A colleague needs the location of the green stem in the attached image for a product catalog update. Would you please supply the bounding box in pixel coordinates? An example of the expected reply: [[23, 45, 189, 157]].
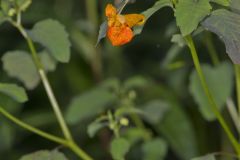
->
[[25, 33, 73, 142], [0, 107, 67, 145], [235, 64, 240, 117], [0, 107, 93, 160], [185, 35, 240, 154], [204, 32, 220, 66], [86, 0, 98, 34], [11, 23, 94, 160]]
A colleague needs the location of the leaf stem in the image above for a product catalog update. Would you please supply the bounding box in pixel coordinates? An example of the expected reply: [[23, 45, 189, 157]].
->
[[185, 35, 240, 155], [9, 22, 94, 160], [235, 64, 240, 118], [0, 106, 67, 145], [204, 32, 220, 66]]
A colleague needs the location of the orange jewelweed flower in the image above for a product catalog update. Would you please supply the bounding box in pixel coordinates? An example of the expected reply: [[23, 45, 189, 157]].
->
[[105, 4, 145, 46]]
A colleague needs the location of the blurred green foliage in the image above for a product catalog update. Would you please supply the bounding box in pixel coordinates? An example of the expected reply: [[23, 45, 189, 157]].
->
[[0, 0, 238, 160]]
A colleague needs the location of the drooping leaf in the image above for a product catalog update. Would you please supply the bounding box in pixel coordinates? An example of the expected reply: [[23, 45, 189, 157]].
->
[[142, 138, 168, 160], [175, 0, 212, 36], [110, 138, 130, 160], [65, 87, 117, 124], [0, 83, 28, 103], [29, 19, 71, 63], [202, 9, 240, 64], [19, 150, 68, 160], [95, 21, 108, 46], [189, 62, 234, 120], [191, 154, 216, 160], [210, 0, 229, 6], [2, 51, 40, 90], [134, 0, 172, 35]]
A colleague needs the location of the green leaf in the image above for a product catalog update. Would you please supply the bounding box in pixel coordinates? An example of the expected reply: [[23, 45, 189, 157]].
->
[[110, 138, 130, 160], [96, 21, 107, 46], [2, 51, 40, 90], [157, 102, 198, 159], [175, 0, 212, 36], [202, 9, 240, 64], [191, 154, 216, 160], [0, 83, 28, 103], [123, 76, 149, 89], [134, 0, 172, 35], [29, 19, 71, 63], [0, 11, 7, 25], [87, 121, 108, 138], [66, 87, 116, 124], [142, 138, 168, 160], [142, 100, 169, 124], [210, 0, 229, 6], [19, 150, 68, 160], [189, 62, 234, 120], [230, 0, 240, 14], [0, 122, 15, 151], [39, 50, 57, 72], [123, 128, 149, 146]]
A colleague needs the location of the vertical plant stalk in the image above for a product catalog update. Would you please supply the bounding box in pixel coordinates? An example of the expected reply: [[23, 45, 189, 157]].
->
[[235, 64, 240, 117], [10, 23, 93, 160], [86, 0, 103, 82], [24, 32, 73, 142], [204, 32, 220, 66], [185, 35, 240, 154]]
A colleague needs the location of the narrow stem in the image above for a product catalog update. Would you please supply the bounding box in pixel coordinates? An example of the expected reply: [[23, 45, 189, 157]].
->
[[226, 99, 240, 134], [68, 141, 94, 160], [204, 32, 220, 66], [86, 0, 98, 34], [235, 64, 240, 117], [185, 35, 240, 154], [25, 34, 73, 142], [0, 106, 67, 145]]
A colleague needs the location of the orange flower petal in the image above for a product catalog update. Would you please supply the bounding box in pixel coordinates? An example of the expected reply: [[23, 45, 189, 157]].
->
[[107, 26, 133, 46], [105, 4, 117, 18], [124, 14, 145, 28]]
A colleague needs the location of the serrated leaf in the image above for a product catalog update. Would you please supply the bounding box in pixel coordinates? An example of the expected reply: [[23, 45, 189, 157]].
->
[[189, 62, 233, 121], [19, 150, 68, 160], [175, 0, 212, 36], [142, 138, 168, 160], [0, 83, 28, 103], [29, 19, 71, 63], [191, 154, 216, 160], [2, 51, 40, 90], [65, 87, 116, 124], [210, 0, 229, 6], [202, 9, 240, 64], [134, 0, 172, 35], [110, 138, 130, 160]]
